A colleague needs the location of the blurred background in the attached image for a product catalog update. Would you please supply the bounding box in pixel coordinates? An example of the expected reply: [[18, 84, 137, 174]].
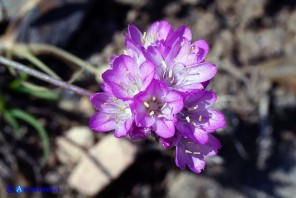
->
[[0, 0, 296, 197]]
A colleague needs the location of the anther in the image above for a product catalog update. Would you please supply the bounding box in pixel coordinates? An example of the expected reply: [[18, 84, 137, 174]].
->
[[199, 115, 202, 121], [190, 46, 195, 53], [152, 96, 156, 101], [169, 68, 173, 78], [188, 105, 198, 111], [142, 32, 146, 44], [185, 150, 192, 154], [144, 102, 150, 108], [120, 107, 126, 111], [192, 122, 197, 126], [158, 114, 165, 118], [104, 102, 110, 106], [125, 71, 130, 76], [181, 40, 185, 46], [161, 61, 167, 68], [123, 50, 128, 55], [114, 115, 119, 122], [186, 116, 191, 123], [113, 97, 117, 103], [150, 111, 155, 116]]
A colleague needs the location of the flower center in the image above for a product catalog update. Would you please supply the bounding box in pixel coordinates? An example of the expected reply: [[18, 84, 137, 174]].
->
[[143, 96, 167, 117]]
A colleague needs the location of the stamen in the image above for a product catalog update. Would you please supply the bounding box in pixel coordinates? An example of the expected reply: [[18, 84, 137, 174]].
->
[[144, 102, 150, 108], [142, 32, 146, 44], [185, 150, 192, 154], [190, 46, 195, 53], [199, 115, 202, 121], [181, 40, 185, 46], [161, 61, 167, 68], [120, 107, 126, 111], [188, 105, 198, 111], [114, 115, 119, 122], [161, 103, 167, 110], [125, 71, 130, 76], [123, 50, 128, 55], [186, 116, 191, 123], [152, 96, 156, 101], [158, 114, 165, 118], [150, 111, 155, 116], [113, 97, 117, 103], [104, 102, 110, 106], [193, 152, 200, 154], [106, 115, 111, 119], [169, 68, 173, 78], [192, 122, 197, 126]]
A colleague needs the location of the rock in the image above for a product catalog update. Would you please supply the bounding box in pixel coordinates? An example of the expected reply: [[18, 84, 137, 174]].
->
[[56, 126, 94, 165], [167, 172, 246, 198], [13, 0, 91, 47], [68, 134, 137, 196]]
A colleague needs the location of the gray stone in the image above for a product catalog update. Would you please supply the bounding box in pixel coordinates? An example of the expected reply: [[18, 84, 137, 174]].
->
[[56, 126, 94, 165], [68, 135, 137, 196]]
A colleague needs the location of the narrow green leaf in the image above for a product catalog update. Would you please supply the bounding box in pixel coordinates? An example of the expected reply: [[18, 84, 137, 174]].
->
[[3, 110, 21, 138], [10, 109, 50, 166]]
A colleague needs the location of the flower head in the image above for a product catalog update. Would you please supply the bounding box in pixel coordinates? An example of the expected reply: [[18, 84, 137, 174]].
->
[[89, 20, 225, 174]]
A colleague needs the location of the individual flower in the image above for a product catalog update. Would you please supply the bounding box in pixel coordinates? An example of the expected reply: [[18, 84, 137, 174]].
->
[[175, 134, 221, 174], [126, 20, 174, 48], [176, 90, 225, 144], [102, 55, 155, 100], [132, 80, 183, 138], [143, 37, 216, 92], [89, 93, 133, 137]]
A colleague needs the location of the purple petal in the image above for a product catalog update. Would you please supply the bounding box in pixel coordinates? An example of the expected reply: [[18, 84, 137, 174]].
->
[[139, 61, 155, 89], [129, 123, 151, 140], [159, 136, 176, 149], [185, 62, 217, 83], [143, 46, 165, 78], [153, 118, 175, 138], [128, 24, 142, 46], [184, 90, 217, 109], [114, 118, 133, 138], [89, 112, 116, 132], [162, 91, 184, 114], [90, 93, 111, 111], [186, 40, 209, 65], [175, 144, 187, 170], [188, 157, 206, 173], [146, 20, 173, 45], [190, 128, 209, 144]]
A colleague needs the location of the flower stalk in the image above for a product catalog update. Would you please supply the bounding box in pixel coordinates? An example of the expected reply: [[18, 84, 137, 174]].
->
[[0, 56, 93, 96]]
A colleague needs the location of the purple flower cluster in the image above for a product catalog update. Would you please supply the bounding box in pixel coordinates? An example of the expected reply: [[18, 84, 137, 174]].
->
[[89, 21, 226, 174]]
